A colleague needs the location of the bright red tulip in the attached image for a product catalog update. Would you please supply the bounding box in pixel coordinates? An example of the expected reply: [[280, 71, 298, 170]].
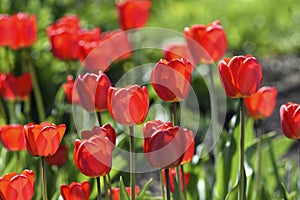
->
[[0, 124, 26, 151], [24, 122, 66, 157], [110, 186, 140, 200], [163, 168, 190, 192], [181, 129, 195, 165], [245, 86, 277, 119], [115, 0, 151, 30], [107, 85, 149, 126], [0, 14, 14, 46], [218, 55, 263, 98], [60, 181, 90, 200], [74, 135, 113, 177], [0, 73, 32, 101], [162, 43, 195, 65], [75, 71, 112, 112], [10, 13, 37, 49], [184, 20, 227, 63], [0, 169, 34, 200], [79, 28, 101, 43], [151, 58, 193, 102], [45, 145, 68, 167], [280, 102, 300, 139], [63, 75, 80, 104], [143, 120, 186, 169]]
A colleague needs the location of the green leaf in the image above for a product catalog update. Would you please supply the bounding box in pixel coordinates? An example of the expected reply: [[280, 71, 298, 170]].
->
[[119, 176, 130, 200], [137, 178, 153, 200], [225, 183, 238, 200], [281, 183, 291, 200]]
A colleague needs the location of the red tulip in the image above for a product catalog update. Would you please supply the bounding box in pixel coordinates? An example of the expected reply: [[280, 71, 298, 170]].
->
[[60, 181, 90, 200], [74, 135, 113, 177], [75, 71, 112, 112], [218, 55, 263, 98], [24, 122, 66, 157], [143, 120, 186, 169], [245, 86, 278, 119], [79, 28, 101, 43], [151, 58, 193, 102], [46, 15, 81, 60], [162, 43, 195, 65], [63, 75, 80, 104], [184, 20, 227, 63], [0, 124, 26, 151], [10, 13, 37, 49], [45, 145, 68, 167], [0, 14, 14, 46], [81, 124, 116, 147], [0, 169, 34, 200], [163, 168, 190, 193], [115, 0, 151, 30], [280, 102, 300, 139], [0, 73, 32, 101], [110, 186, 140, 200], [181, 129, 195, 165], [107, 85, 149, 126]]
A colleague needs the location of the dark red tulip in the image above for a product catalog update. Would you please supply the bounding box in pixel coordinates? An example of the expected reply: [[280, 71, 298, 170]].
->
[[24, 122, 66, 157], [245, 86, 277, 119], [181, 129, 194, 165], [151, 58, 193, 102], [81, 124, 116, 147], [111, 186, 140, 200], [45, 145, 68, 167], [10, 13, 37, 49], [0, 169, 34, 200], [0, 124, 26, 151], [115, 0, 151, 30], [0, 73, 32, 101], [107, 85, 149, 126], [163, 168, 190, 192], [184, 20, 227, 63], [74, 135, 113, 177], [0, 15, 14, 46], [280, 102, 300, 139], [218, 55, 263, 98], [143, 120, 186, 169], [162, 43, 195, 65], [63, 75, 80, 104], [75, 71, 112, 112], [60, 181, 90, 200]]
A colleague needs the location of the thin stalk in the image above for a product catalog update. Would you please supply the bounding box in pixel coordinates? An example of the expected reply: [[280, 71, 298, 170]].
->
[[0, 98, 7, 124], [129, 126, 135, 200], [103, 176, 108, 200], [239, 98, 245, 200], [254, 119, 263, 199], [65, 61, 72, 75], [160, 170, 166, 200], [298, 139, 300, 200], [7, 101, 17, 124], [176, 166, 183, 199], [5, 47, 11, 72], [41, 157, 48, 200], [181, 165, 187, 199], [107, 174, 113, 200], [165, 169, 171, 200], [96, 177, 102, 200], [96, 112, 103, 126], [171, 102, 177, 125]]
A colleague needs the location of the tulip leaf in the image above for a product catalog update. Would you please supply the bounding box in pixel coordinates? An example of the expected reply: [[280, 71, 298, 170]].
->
[[281, 183, 291, 200], [136, 178, 153, 200], [119, 176, 130, 200]]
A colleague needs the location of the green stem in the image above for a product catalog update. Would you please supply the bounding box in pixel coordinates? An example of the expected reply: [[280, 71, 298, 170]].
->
[[176, 166, 183, 199], [165, 169, 171, 200], [103, 176, 108, 200], [28, 56, 46, 121], [160, 170, 166, 200], [97, 112, 103, 126], [41, 157, 48, 200], [129, 126, 135, 200], [239, 98, 245, 200], [171, 102, 177, 125], [0, 98, 7, 124], [254, 119, 263, 199], [65, 61, 72, 75], [5, 47, 11, 72], [107, 174, 113, 200], [96, 177, 102, 200], [7, 101, 17, 124], [181, 165, 187, 199]]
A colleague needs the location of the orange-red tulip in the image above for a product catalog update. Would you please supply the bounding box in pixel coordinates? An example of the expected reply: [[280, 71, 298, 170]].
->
[[280, 102, 300, 139], [81, 124, 116, 147], [0, 73, 32, 101], [75, 71, 112, 112], [107, 85, 149, 126], [163, 168, 190, 193], [45, 145, 68, 167], [245, 86, 277, 119], [60, 181, 90, 200], [0, 14, 14, 46], [63, 75, 80, 104], [143, 120, 186, 169], [0, 169, 34, 200], [184, 20, 227, 63], [181, 129, 195, 165], [24, 123, 66, 157], [151, 58, 193, 102], [0, 124, 26, 151], [110, 186, 140, 200], [162, 43, 195, 65], [218, 55, 263, 98], [74, 135, 113, 177], [115, 0, 151, 30], [10, 13, 37, 49]]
